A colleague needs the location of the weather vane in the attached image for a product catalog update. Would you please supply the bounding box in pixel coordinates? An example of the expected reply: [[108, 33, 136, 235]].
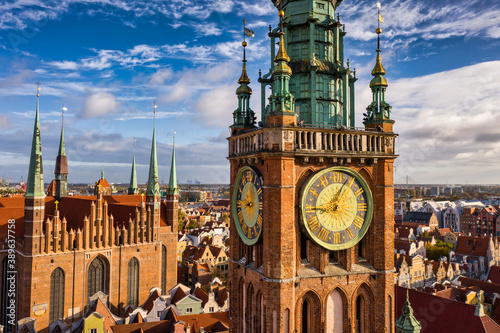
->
[[62, 106, 67, 125], [376, 2, 384, 50]]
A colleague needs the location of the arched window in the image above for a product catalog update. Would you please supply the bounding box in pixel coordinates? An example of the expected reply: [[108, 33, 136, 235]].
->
[[326, 289, 344, 333], [127, 257, 140, 307], [88, 257, 105, 299], [302, 299, 310, 332], [50, 268, 65, 323], [161, 246, 167, 293], [356, 295, 364, 333]]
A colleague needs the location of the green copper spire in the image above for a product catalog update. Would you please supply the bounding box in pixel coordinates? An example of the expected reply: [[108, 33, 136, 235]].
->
[[101, 167, 105, 180], [128, 139, 139, 195], [395, 289, 422, 333], [232, 20, 255, 129], [54, 107, 68, 199], [58, 108, 66, 156], [167, 132, 178, 195], [147, 104, 160, 196], [266, 10, 296, 118], [262, 1, 355, 127], [364, 3, 392, 124], [26, 86, 45, 197]]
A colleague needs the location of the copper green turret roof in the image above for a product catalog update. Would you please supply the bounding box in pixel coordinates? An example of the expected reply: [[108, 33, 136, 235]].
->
[[147, 111, 160, 196], [128, 151, 138, 195], [167, 134, 178, 195], [395, 290, 422, 333], [58, 121, 66, 156], [26, 89, 45, 197]]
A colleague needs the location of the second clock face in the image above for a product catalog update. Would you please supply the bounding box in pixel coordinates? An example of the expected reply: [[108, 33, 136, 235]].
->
[[232, 166, 263, 245], [300, 167, 373, 250]]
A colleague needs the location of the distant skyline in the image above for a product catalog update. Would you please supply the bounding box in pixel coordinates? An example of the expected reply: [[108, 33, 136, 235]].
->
[[1, 0, 500, 184]]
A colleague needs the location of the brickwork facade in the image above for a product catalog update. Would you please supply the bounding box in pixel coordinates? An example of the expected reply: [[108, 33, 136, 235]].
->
[[228, 124, 397, 332], [0, 190, 178, 333]]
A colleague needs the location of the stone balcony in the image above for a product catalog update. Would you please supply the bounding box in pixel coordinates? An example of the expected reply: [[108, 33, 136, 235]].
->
[[228, 126, 397, 161]]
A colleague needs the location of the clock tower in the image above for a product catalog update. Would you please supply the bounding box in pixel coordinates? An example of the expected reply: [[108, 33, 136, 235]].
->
[[228, 1, 397, 332]]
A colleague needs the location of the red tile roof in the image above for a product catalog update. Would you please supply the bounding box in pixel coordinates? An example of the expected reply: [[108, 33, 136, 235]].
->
[[396, 286, 500, 332], [455, 236, 491, 257], [488, 266, 500, 284], [177, 312, 229, 333], [111, 320, 175, 333]]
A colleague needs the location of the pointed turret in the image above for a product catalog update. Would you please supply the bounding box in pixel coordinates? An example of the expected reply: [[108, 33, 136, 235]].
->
[[26, 86, 45, 197], [232, 21, 256, 132], [54, 107, 68, 199], [25, 85, 46, 255], [101, 167, 105, 180], [167, 133, 178, 195], [364, 4, 394, 131], [128, 139, 139, 195], [395, 289, 422, 333], [265, 10, 296, 126], [146, 105, 160, 196]]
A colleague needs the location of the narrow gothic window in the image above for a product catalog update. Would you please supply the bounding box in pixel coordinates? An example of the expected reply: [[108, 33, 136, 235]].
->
[[161, 246, 167, 293], [50, 268, 65, 323], [88, 257, 105, 299], [356, 295, 364, 333], [127, 257, 139, 307], [302, 299, 310, 333]]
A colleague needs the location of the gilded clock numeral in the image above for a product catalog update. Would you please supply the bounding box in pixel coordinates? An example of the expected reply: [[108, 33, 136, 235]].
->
[[257, 188, 262, 195], [353, 215, 364, 229], [305, 204, 315, 213], [242, 223, 247, 234], [318, 228, 329, 242], [246, 171, 253, 182], [307, 215, 321, 233], [237, 200, 244, 207], [319, 175, 328, 188], [257, 215, 263, 227], [333, 233, 340, 244], [237, 210, 243, 222], [331, 172, 341, 183], [354, 188, 364, 197], [346, 228, 353, 239], [310, 189, 319, 197], [358, 203, 367, 211], [259, 202, 263, 210], [347, 177, 354, 188]]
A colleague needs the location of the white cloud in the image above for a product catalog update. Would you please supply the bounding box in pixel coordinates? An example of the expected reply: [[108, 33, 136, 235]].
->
[[355, 61, 500, 183], [81, 92, 120, 118], [149, 68, 174, 85], [47, 60, 79, 70], [193, 84, 235, 128]]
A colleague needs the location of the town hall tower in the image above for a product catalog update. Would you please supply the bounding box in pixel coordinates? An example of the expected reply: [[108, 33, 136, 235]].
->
[[228, 1, 397, 332]]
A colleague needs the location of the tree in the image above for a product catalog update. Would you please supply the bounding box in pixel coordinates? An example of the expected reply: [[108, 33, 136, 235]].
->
[[178, 209, 187, 231]]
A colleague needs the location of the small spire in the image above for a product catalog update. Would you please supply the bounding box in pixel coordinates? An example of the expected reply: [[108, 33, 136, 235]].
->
[[147, 102, 160, 196], [101, 167, 105, 180], [274, 10, 292, 75], [59, 107, 66, 156], [395, 289, 422, 332], [26, 84, 45, 197], [167, 132, 178, 195], [128, 138, 139, 195]]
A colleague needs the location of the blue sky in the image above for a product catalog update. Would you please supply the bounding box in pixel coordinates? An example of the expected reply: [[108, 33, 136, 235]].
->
[[1, 0, 500, 185]]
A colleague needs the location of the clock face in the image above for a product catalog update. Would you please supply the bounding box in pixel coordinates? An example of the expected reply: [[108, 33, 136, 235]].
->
[[231, 167, 263, 245], [300, 167, 373, 250]]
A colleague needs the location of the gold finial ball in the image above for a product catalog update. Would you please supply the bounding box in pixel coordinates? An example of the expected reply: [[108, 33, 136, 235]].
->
[[242, 41, 247, 47], [376, 28, 382, 34], [278, 10, 284, 18]]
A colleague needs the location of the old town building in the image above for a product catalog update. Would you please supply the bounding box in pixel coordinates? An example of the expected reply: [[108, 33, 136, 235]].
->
[[0, 99, 179, 332]]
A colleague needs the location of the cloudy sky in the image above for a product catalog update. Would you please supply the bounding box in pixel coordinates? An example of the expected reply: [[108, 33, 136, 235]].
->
[[1, 0, 500, 185]]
